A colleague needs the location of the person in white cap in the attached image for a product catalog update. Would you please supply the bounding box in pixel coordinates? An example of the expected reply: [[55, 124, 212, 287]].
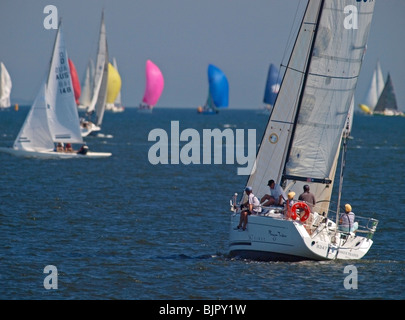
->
[[236, 186, 262, 231]]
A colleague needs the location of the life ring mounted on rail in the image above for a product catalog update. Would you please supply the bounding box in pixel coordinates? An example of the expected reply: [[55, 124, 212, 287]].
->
[[291, 202, 311, 222]]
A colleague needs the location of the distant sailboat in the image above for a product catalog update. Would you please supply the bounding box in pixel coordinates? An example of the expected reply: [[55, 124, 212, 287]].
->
[[105, 58, 124, 113], [358, 60, 384, 114], [373, 73, 403, 116], [78, 59, 94, 111], [0, 62, 12, 109], [80, 11, 109, 136], [0, 22, 111, 159], [139, 60, 164, 112], [262, 63, 281, 114], [197, 64, 229, 114], [68, 58, 81, 105]]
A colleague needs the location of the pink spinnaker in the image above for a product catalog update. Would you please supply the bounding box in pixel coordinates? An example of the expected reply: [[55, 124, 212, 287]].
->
[[142, 60, 164, 107]]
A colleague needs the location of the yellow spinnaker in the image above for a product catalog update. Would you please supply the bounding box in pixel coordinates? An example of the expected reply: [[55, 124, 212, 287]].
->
[[106, 63, 122, 103], [358, 104, 372, 114]]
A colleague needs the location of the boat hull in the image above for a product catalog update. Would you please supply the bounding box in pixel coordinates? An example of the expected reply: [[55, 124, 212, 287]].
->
[[81, 122, 101, 137], [229, 213, 374, 261], [0, 147, 111, 159]]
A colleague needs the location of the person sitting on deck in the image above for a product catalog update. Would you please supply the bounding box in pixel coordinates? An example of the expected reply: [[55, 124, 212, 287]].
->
[[284, 191, 296, 220], [56, 142, 64, 152], [77, 145, 89, 155], [236, 187, 262, 231], [65, 143, 73, 152], [339, 203, 358, 233], [260, 179, 286, 207]]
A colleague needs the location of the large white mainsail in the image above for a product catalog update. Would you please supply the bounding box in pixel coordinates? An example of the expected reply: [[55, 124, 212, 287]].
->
[[86, 11, 109, 127], [246, 0, 375, 209], [46, 23, 83, 144], [0, 62, 12, 109], [13, 22, 83, 151]]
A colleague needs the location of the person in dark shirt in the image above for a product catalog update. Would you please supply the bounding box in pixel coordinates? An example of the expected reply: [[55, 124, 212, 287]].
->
[[298, 185, 316, 211]]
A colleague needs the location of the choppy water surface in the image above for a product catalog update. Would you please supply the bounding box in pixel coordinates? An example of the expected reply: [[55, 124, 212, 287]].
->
[[0, 107, 404, 300]]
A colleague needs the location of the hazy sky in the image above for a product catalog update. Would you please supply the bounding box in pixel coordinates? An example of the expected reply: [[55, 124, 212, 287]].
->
[[1, 0, 404, 110]]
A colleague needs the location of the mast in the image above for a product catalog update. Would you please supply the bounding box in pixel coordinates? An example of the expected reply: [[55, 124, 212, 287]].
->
[[47, 19, 62, 87], [335, 133, 348, 229]]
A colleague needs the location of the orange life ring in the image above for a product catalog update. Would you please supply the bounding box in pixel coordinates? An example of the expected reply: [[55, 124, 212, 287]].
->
[[291, 202, 311, 222]]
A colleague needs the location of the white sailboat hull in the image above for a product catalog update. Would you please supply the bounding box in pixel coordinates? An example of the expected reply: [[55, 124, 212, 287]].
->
[[0, 147, 111, 159], [229, 213, 374, 261], [80, 122, 101, 137]]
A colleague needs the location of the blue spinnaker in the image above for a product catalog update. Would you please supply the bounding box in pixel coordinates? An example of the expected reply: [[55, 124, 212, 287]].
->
[[263, 63, 281, 106], [208, 64, 229, 108]]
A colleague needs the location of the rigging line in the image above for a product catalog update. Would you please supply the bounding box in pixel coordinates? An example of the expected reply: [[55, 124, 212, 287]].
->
[[280, 0, 304, 68]]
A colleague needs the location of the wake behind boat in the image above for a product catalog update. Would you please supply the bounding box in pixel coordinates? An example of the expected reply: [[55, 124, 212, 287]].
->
[[229, 0, 378, 262], [0, 21, 111, 159]]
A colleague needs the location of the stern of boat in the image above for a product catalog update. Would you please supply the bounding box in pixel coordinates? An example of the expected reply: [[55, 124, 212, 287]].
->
[[228, 208, 378, 262]]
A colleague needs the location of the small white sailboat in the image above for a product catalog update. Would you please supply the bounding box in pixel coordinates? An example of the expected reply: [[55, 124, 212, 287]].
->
[[0, 62, 12, 109], [0, 21, 111, 159], [80, 11, 109, 137], [78, 59, 94, 111], [229, 0, 378, 262], [105, 57, 124, 113], [372, 73, 403, 116], [358, 60, 384, 114]]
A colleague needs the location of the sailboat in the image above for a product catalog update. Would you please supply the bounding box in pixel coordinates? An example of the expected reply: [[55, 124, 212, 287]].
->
[[0, 22, 111, 159], [261, 63, 281, 114], [197, 64, 229, 114], [372, 73, 403, 116], [105, 58, 124, 112], [0, 62, 12, 109], [229, 0, 378, 262], [68, 58, 81, 105], [358, 60, 384, 115], [138, 60, 164, 112], [80, 11, 109, 136], [78, 59, 94, 111], [105, 58, 124, 113]]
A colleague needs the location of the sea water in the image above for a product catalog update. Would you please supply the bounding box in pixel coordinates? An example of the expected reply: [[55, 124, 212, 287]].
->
[[0, 107, 404, 300]]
